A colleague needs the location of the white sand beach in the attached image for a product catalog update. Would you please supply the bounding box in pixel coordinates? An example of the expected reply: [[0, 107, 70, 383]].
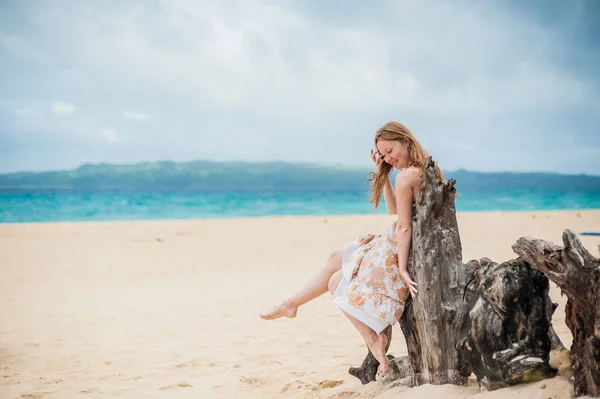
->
[[1, 210, 599, 399]]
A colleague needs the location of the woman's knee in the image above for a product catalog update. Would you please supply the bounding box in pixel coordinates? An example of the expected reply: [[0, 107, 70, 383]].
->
[[328, 270, 343, 295], [327, 250, 342, 272]]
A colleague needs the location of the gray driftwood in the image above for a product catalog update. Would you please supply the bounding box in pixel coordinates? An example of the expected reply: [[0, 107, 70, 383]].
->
[[456, 257, 557, 389], [403, 156, 475, 385], [348, 157, 558, 390], [513, 230, 600, 397]]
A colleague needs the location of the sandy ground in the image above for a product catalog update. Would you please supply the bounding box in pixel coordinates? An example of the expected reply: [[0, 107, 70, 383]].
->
[[1, 210, 599, 399]]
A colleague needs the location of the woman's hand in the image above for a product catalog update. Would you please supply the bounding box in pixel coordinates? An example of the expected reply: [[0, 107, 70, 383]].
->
[[370, 148, 383, 167], [400, 270, 418, 299]]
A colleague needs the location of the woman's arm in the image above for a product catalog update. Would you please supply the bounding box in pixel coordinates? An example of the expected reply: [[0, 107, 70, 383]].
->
[[382, 178, 397, 215], [395, 170, 418, 299]]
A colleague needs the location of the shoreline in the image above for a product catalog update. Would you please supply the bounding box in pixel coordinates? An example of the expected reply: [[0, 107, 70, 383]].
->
[[2, 207, 599, 226]]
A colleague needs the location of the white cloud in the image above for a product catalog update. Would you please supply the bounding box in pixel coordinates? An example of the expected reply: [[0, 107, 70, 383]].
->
[[1, 1, 598, 174], [123, 111, 150, 121], [99, 128, 119, 142], [51, 101, 76, 116], [46, 0, 593, 120], [8, 1, 598, 122]]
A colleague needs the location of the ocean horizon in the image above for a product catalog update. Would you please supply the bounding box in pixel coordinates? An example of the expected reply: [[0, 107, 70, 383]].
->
[[1, 188, 599, 224]]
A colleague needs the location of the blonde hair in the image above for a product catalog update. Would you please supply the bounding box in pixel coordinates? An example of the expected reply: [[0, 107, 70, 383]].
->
[[369, 121, 445, 208]]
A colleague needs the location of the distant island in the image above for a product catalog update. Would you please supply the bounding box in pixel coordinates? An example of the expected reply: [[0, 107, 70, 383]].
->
[[1, 160, 599, 192]]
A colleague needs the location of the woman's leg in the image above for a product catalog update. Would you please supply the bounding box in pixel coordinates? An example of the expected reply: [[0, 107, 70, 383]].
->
[[327, 270, 389, 373], [259, 250, 343, 320], [342, 311, 389, 373]]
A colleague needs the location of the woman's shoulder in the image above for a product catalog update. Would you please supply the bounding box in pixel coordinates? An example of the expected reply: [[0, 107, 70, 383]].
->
[[394, 166, 421, 186]]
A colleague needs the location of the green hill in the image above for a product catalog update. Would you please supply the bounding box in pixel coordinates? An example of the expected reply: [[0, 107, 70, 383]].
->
[[0, 160, 599, 192]]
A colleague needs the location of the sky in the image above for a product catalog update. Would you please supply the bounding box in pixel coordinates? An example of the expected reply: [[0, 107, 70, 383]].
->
[[1, 0, 599, 174]]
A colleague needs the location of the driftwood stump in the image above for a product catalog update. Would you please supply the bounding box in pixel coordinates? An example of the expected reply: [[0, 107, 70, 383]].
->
[[348, 157, 557, 390], [456, 258, 557, 389], [513, 230, 600, 397], [404, 157, 474, 385]]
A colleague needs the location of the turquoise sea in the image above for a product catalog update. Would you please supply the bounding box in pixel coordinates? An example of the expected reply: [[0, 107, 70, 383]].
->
[[1, 189, 599, 223]]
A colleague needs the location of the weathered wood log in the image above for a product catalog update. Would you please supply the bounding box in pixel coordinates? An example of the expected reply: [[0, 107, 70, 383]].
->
[[513, 230, 600, 397], [456, 257, 557, 390], [348, 157, 557, 390], [403, 157, 478, 385]]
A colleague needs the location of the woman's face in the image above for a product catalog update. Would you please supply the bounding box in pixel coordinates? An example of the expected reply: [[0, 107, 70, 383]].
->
[[376, 138, 410, 169]]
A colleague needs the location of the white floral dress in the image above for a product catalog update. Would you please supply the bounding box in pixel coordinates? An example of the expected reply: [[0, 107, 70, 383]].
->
[[332, 219, 410, 334]]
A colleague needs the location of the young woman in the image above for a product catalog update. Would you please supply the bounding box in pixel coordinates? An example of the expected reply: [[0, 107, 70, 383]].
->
[[260, 121, 444, 374]]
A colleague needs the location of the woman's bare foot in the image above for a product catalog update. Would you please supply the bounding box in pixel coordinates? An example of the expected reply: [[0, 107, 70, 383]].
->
[[259, 300, 298, 320], [367, 333, 389, 374]]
